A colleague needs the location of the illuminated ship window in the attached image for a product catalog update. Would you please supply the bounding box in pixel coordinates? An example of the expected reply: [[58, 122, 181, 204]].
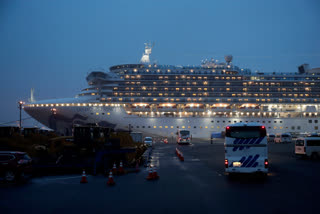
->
[[274, 127, 277, 129], [159, 126, 162, 128], [96, 113, 99, 115], [280, 127, 283, 129], [170, 126, 173, 129], [182, 126, 185, 129], [107, 113, 110, 115], [211, 126, 214, 129], [217, 126, 220, 129], [154, 126, 157, 128], [165, 126, 168, 128], [205, 126, 208, 129]]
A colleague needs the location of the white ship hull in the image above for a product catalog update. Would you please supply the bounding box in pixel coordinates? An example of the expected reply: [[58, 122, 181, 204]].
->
[[24, 98, 320, 139]]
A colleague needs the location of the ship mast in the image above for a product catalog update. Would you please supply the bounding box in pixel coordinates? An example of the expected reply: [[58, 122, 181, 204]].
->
[[140, 42, 154, 64]]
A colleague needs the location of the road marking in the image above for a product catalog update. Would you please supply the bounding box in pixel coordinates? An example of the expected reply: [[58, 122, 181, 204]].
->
[[32, 175, 89, 183], [45, 176, 87, 181]]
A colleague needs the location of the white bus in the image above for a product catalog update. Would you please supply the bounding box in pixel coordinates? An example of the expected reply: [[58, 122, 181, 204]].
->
[[224, 123, 269, 175], [295, 137, 320, 159], [177, 130, 191, 144]]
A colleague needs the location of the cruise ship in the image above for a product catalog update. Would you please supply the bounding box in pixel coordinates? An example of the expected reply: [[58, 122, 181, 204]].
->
[[24, 43, 320, 139]]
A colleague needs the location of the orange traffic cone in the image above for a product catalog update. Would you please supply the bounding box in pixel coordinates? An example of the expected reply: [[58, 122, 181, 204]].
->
[[118, 161, 124, 175], [177, 149, 181, 158], [112, 163, 117, 174], [146, 166, 154, 180], [80, 169, 88, 184], [107, 170, 116, 186], [152, 166, 159, 179], [180, 152, 184, 161]]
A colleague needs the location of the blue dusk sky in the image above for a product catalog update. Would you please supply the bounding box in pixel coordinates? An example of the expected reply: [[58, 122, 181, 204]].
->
[[0, 0, 319, 126]]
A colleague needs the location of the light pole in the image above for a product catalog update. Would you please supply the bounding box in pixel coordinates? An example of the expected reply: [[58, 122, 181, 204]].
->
[[18, 101, 24, 133]]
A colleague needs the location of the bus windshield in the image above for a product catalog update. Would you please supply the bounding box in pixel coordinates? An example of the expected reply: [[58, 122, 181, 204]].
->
[[226, 126, 266, 139], [180, 131, 190, 137], [295, 140, 304, 146]]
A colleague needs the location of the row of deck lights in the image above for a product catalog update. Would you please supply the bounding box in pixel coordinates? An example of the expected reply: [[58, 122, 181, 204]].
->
[[28, 103, 318, 108], [129, 111, 297, 116], [28, 103, 123, 107]]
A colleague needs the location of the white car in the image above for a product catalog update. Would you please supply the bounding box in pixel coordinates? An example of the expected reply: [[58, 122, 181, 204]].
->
[[268, 134, 275, 142], [274, 133, 292, 143], [144, 137, 153, 147]]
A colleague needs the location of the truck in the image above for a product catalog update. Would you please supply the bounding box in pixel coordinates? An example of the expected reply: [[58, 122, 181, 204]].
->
[[130, 132, 143, 143]]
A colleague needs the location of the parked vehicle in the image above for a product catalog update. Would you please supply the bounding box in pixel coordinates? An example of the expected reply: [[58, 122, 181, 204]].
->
[[0, 151, 32, 182], [130, 132, 143, 143], [274, 133, 292, 143], [268, 134, 275, 142], [177, 130, 191, 144], [295, 137, 320, 159], [224, 123, 268, 176], [144, 137, 153, 147]]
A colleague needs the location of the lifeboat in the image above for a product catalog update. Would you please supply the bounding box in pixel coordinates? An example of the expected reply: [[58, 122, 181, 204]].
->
[[130, 103, 150, 112], [184, 103, 205, 112], [239, 104, 260, 111], [210, 103, 231, 112], [157, 103, 177, 112]]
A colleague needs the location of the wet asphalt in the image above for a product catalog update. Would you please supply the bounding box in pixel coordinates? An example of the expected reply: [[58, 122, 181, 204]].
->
[[1, 139, 319, 214]]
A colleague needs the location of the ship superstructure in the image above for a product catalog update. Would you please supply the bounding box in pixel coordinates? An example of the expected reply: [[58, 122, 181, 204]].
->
[[24, 43, 320, 139]]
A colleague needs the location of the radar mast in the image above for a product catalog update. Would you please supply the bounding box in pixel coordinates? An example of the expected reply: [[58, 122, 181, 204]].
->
[[140, 42, 154, 64]]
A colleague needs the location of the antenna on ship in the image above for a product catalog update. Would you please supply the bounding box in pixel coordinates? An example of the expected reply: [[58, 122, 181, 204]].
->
[[140, 42, 154, 64], [29, 88, 35, 103]]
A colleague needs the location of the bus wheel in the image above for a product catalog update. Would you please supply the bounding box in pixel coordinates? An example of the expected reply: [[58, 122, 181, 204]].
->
[[311, 153, 319, 160]]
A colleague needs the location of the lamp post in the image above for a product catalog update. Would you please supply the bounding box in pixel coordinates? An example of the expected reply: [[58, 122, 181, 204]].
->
[[18, 101, 24, 133]]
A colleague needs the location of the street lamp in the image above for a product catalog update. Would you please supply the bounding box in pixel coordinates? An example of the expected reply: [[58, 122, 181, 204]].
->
[[18, 101, 24, 132]]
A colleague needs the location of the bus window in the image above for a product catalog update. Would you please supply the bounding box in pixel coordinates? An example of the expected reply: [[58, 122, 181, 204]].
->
[[306, 140, 320, 146], [180, 130, 190, 137], [225, 126, 266, 139]]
